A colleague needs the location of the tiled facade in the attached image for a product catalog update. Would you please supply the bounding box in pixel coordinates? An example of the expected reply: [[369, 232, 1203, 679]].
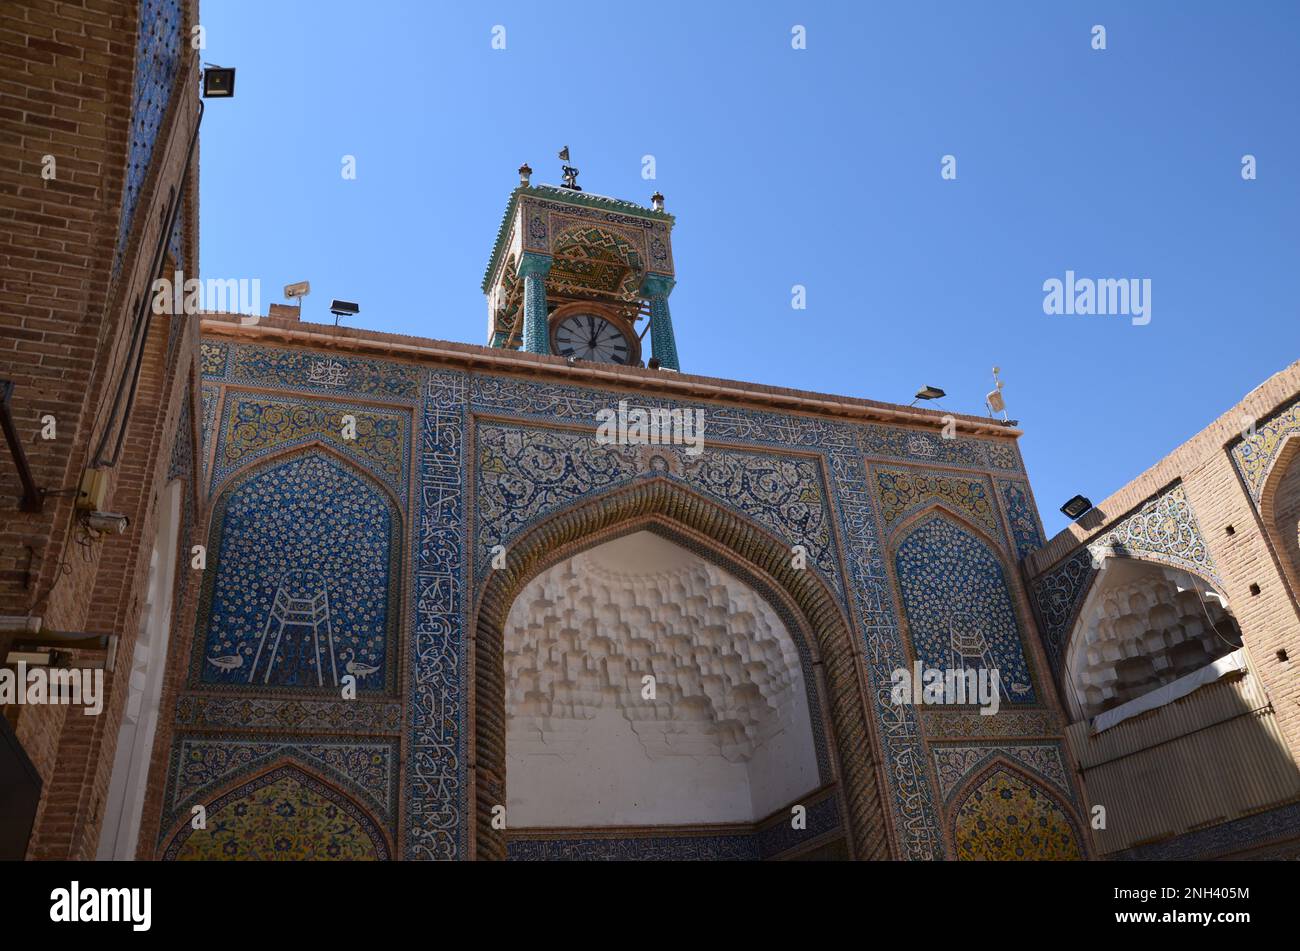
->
[[4, 1, 1295, 865], [151, 328, 1085, 861]]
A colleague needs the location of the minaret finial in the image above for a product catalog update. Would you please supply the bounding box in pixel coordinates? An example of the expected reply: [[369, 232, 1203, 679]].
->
[[558, 145, 581, 190], [651, 191, 664, 212], [518, 162, 532, 186]]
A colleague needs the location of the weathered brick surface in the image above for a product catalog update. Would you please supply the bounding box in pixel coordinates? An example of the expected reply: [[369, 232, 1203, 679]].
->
[[0, 0, 199, 859], [1270, 445, 1300, 603], [1027, 360, 1300, 761]]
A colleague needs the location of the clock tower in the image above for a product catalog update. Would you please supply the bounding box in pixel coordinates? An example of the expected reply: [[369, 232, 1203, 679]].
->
[[481, 159, 680, 370]]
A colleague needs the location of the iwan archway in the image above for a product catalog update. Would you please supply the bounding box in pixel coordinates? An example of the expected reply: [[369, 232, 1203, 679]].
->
[[472, 479, 889, 860]]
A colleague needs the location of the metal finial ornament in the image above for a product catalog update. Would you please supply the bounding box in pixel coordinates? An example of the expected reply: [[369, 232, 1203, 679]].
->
[[651, 191, 665, 211], [986, 366, 1007, 419], [518, 162, 532, 186], [558, 146, 581, 190]]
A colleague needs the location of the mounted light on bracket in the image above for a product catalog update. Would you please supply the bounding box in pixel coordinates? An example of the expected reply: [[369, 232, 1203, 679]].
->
[[329, 299, 360, 327], [83, 511, 129, 535], [910, 385, 946, 407], [1060, 495, 1093, 521], [202, 65, 236, 98], [4, 626, 119, 672]]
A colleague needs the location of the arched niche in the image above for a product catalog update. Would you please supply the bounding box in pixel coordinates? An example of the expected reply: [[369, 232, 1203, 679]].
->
[[1258, 433, 1300, 600], [194, 446, 402, 693], [891, 510, 1037, 705], [161, 762, 390, 861], [950, 762, 1084, 861], [1062, 557, 1242, 721], [505, 530, 822, 828], [473, 478, 888, 860]]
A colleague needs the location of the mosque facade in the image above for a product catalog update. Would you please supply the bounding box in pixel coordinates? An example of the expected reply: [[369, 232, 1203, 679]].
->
[[2, 0, 1298, 862]]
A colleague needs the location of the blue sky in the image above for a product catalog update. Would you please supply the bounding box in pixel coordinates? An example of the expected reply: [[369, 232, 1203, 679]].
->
[[198, 1, 1299, 538]]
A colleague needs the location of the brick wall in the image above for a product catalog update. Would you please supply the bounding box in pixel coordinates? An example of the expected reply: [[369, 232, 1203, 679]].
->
[[1265, 443, 1300, 610], [1026, 360, 1300, 764], [0, 0, 200, 859]]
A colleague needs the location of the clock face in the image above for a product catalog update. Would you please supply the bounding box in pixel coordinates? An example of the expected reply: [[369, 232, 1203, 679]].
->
[[553, 313, 632, 365]]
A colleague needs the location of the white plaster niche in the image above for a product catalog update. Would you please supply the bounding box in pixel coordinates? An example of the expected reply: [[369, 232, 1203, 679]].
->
[[504, 531, 820, 827], [1065, 558, 1243, 722]]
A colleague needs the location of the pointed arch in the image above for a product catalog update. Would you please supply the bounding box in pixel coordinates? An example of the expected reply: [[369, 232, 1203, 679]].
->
[[1257, 431, 1300, 602], [472, 477, 888, 860], [160, 759, 392, 861], [947, 758, 1084, 861], [1060, 556, 1242, 721], [207, 394, 408, 505], [889, 508, 1039, 705], [549, 224, 645, 301], [191, 445, 402, 693], [886, 498, 1008, 558], [205, 438, 407, 530]]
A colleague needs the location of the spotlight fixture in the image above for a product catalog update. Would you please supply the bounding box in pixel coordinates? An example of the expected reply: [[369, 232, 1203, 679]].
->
[[284, 280, 311, 301], [7, 630, 119, 672], [329, 299, 360, 326], [1060, 495, 1093, 521], [914, 385, 946, 401], [84, 511, 129, 535], [201, 66, 236, 99]]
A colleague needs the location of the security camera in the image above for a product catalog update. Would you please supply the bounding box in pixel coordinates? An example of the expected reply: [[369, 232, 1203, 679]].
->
[[85, 511, 129, 534]]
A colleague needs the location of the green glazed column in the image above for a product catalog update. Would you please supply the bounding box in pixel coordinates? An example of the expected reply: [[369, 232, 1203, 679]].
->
[[640, 273, 679, 371], [518, 252, 553, 355]]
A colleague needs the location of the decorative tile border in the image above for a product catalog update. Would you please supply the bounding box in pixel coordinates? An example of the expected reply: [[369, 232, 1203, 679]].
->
[[200, 341, 229, 377], [507, 795, 841, 861], [507, 830, 759, 861], [932, 742, 1074, 806], [199, 382, 218, 484], [1232, 396, 1300, 502], [1029, 482, 1217, 680], [405, 369, 468, 859], [1029, 549, 1093, 679], [229, 344, 423, 401], [997, 478, 1044, 561], [859, 427, 1022, 473], [475, 422, 840, 595], [874, 466, 1003, 544], [209, 391, 411, 499], [163, 735, 398, 837], [920, 708, 1061, 740], [1087, 483, 1217, 581], [174, 695, 403, 733]]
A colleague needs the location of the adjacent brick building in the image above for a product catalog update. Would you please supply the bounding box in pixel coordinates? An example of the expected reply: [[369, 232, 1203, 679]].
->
[[0, 0, 200, 859], [1025, 360, 1300, 859]]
